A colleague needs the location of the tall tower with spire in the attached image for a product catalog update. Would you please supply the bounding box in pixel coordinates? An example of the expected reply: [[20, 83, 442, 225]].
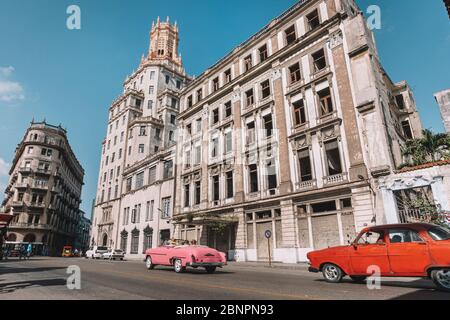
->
[[141, 16, 183, 70]]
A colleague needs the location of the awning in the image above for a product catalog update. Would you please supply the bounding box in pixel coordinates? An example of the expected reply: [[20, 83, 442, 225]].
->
[[0, 214, 14, 230]]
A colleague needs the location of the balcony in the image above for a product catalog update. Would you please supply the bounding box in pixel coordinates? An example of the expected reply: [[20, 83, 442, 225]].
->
[[31, 183, 49, 191], [323, 172, 348, 186], [15, 182, 29, 189], [11, 200, 25, 207], [35, 168, 51, 176], [296, 179, 317, 191], [9, 222, 50, 230], [28, 202, 46, 209], [18, 167, 32, 174]]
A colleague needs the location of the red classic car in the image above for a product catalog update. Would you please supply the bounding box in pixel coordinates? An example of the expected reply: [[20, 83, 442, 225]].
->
[[307, 223, 450, 292], [144, 239, 227, 273]]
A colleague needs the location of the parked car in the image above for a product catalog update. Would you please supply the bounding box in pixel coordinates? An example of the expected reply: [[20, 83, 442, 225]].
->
[[144, 239, 227, 273], [102, 249, 124, 260], [307, 223, 450, 292], [85, 245, 109, 259]]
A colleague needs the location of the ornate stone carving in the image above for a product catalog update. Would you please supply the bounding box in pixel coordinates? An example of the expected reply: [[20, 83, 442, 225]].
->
[[329, 31, 343, 50]]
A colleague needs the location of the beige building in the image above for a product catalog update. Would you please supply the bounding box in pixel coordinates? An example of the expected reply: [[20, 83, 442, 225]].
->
[[91, 17, 190, 258], [172, 0, 423, 262], [434, 89, 450, 133], [2, 121, 85, 256]]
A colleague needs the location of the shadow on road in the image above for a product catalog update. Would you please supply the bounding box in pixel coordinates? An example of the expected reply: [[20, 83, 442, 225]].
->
[[0, 265, 67, 275], [149, 266, 235, 275], [0, 278, 67, 294], [390, 289, 450, 300]]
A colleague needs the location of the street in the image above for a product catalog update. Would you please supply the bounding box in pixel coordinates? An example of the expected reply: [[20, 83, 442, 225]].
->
[[1, 257, 449, 300]]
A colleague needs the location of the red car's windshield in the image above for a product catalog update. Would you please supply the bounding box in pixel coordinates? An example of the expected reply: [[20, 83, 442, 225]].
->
[[428, 226, 450, 241]]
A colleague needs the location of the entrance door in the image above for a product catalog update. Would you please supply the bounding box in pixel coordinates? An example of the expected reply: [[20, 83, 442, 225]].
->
[[256, 222, 273, 260], [387, 229, 431, 275], [311, 214, 340, 249]]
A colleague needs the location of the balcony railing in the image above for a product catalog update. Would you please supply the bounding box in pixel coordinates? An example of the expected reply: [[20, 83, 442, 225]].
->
[[296, 179, 317, 191], [9, 222, 50, 230], [323, 172, 348, 185]]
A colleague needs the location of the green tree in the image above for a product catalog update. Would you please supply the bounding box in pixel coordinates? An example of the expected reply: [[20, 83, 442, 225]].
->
[[401, 129, 450, 167]]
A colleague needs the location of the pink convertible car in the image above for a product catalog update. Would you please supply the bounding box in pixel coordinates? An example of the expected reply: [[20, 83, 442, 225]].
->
[[144, 239, 227, 273]]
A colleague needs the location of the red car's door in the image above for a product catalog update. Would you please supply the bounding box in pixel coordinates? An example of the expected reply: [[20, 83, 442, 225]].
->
[[387, 229, 431, 275], [349, 230, 391, 275]]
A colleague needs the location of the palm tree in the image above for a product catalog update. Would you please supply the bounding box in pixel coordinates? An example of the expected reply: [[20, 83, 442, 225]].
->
[[401, 129, 450, 167]]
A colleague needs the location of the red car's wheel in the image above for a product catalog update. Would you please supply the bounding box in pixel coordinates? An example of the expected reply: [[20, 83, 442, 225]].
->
[[322, 263, 344, 283], [431, 269, 450, 292], [174, 259, 185, 273]]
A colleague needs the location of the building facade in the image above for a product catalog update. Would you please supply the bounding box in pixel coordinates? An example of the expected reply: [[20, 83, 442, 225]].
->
[[2, 121, 85, 256], [435, 89, 450, 133], [91, 17, 190, 259], [172, 0, 423, 262], [74, 210, 91, 253]]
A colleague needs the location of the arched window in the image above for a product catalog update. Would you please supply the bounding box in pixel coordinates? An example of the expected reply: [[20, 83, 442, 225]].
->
[[142, 226, 153, 253], [130, 228, 140, 254], [120, 230, 128, 253], [7, 233, 17, 242], [23, 233, 36, 243], [102, 234, 108, 247]]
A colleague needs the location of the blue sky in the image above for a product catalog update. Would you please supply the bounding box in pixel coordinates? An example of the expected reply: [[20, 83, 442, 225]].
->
[[0, 0, 449, 217]]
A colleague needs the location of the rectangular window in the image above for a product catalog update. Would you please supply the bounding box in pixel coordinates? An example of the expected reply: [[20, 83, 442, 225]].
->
[[249, 164, 259, 193], [263, 114, 273, 138], [396, 94, 405, 109], [246, 121, 255, 145], [212, 109, 219, 124], [136, 172, 144, 189], [161, 197, 171, 219], [194, 181, 201, 205], [194, 145, 201, 165], [148, 166, 156, 184], [212, 175, 220, 201], [267, 159, 277, 190], [298, 149, 312, 182], [226, 171, 233, 199], [149, 86, 154, 94], [259, 44, 268, 62], [170, 114, 176, 125], [187, 95, 193, 107], [185, 150, 191, 169], [285, 25, 297, 45], [306, 9, 320, 31], [163, 160, 173, 179], [213, 77, 219, 92], [293, 100, 307, 126], [289, 62, 302, 84], [402, 120, 413, 139], [312, 49, 327, 72], [211, 137, 219, 158], [245, 89, 254, 107], [324, 140, 343, 176], [244, 55, 253, 72], [184, 183, 190, 207], [261, 80, 271, 99], [196, 118, 202, 132], [138, 144, 144, 153], [197, 88, 203, 102], [318, 88, 334, 116], [155, 128, 161, 139], [224, 101, 232, 118], [225, 131, 232, 154], [139, 126, 147, 136], [224, 69, 232, 84], [126, 177, 132, 192]]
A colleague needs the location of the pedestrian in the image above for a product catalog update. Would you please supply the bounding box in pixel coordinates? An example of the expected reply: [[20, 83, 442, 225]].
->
[[26, 243, 32, 259]]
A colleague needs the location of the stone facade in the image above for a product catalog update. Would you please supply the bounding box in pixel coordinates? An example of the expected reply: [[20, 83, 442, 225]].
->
[[91, 17, 190, 259], [172, 0, 424, 263], [2, 121, 85, 256], [434, 89, 450, 133]]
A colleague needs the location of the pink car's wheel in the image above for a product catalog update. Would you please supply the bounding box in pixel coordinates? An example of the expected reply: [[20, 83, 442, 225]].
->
[[145, 256, 155, 270], [174, 259, 185, 273]]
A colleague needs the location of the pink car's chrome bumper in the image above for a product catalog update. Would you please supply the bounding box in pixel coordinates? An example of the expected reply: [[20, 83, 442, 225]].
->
[[188, 262, 226, 267]]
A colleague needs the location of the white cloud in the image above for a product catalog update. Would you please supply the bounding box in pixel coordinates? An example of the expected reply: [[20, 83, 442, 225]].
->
[[0, 66, 25, 103]]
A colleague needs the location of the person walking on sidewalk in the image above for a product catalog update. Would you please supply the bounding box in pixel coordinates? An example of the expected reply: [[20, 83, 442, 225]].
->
[[26, 243, 32, 259]]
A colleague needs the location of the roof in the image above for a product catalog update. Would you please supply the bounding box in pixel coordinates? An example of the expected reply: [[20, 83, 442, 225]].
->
[[367, 223, 437, 231], [396, 159, 450, 173]]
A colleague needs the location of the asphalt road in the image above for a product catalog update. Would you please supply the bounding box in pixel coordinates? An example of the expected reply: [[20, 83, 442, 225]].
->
[[0, 257, 449, 300]]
